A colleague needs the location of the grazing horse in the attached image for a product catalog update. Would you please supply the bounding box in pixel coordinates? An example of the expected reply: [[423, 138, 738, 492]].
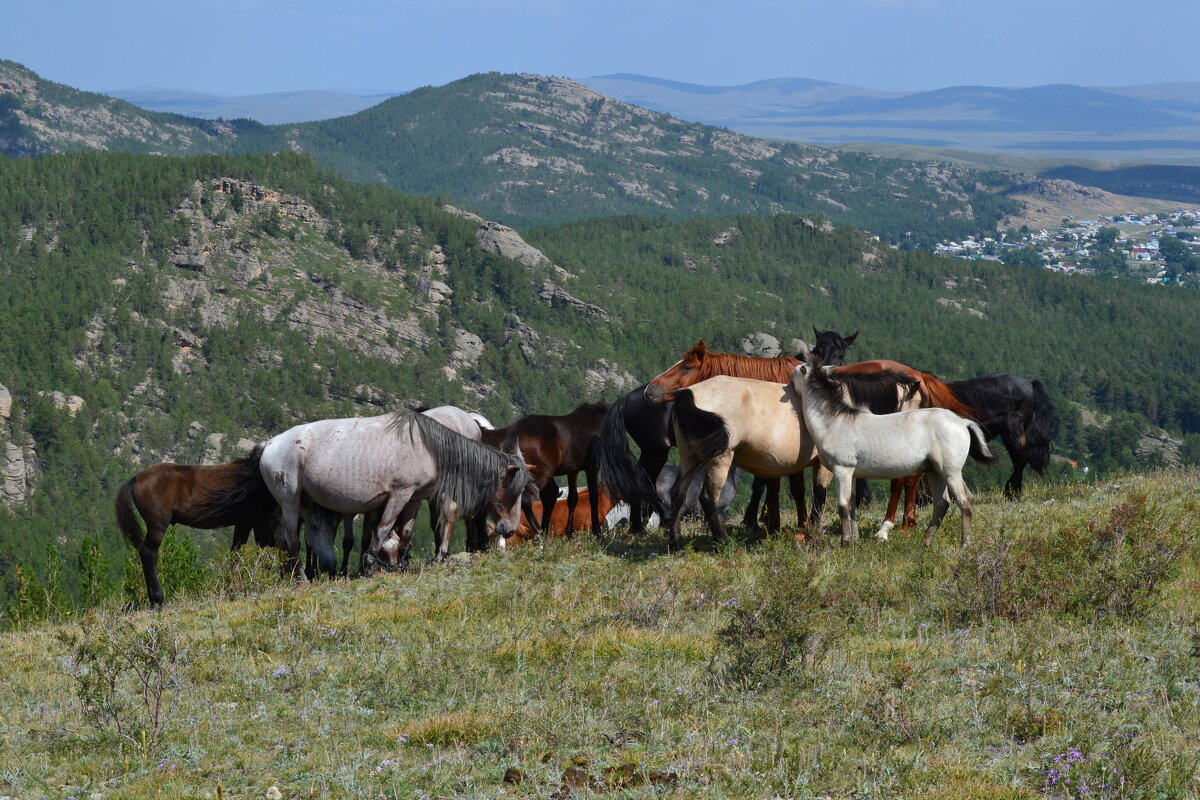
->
[[483, 403, 609, 538], [598, 329, 855, 533], [510, 486, 616, 543], [115, 446, 277, 605], [948, 373, 1058, 498], [260, 410, 531, 574], [792, 359, 996, 547]]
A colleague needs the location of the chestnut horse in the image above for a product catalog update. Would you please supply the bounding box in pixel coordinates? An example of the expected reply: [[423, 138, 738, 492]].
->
[[509, 486, 615, 544], [115, 446, 277, 605], [483, 403, 609, 538]]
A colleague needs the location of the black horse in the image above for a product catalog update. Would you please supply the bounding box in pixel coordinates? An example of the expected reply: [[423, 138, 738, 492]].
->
[[597, 328, 857, 533], [949, 373, 1058, 497]]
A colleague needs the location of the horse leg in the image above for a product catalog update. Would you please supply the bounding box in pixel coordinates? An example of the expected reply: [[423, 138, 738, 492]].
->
[[876, 480, 903, 541], [387, 499, 422, 568], [231, 521, 252, 550], [338, 514, 355, 576], [786, 472, 807, 540], [834, 467, 858, 546], [742, 477, 767, 533], [922, 475, 951, 547], [359, 509, 380, 574], [903, 474, 920, 528], [538, 481, 558, 538], [138, 515, 169, 606], [854, 478, 873, 508], [634, 446, 670, 533], [564, 472, 580, 538], [702, 453, 735, 544], [278, 497, 304, 579], [765, 478, 781, 535], [367, 490, 416, 569], [667, 456, 705, 552], [433, 500, 459, 561], [943, 473, 974, 547], [1004, 452, 1027, 499], [807, 464, 832, 529], [585, 464, 601, 536]]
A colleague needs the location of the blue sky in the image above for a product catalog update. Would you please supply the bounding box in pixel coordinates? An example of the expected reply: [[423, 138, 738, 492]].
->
[[5, 0, 1197, 95]]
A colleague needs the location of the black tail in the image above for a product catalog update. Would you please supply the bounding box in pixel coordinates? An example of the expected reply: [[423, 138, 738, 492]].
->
[[596, 395, 662, 511], [672, 389, 730, 467], [1024, 381, 1058, 473], [114, 476, 144, 550]]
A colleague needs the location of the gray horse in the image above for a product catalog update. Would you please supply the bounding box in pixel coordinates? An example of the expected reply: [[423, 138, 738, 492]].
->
[[260, 410, 531, 575]]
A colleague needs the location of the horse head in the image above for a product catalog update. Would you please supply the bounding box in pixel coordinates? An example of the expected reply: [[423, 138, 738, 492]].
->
[[809, 327, 858, 368], [645, 339, 712, 403], [491, 440, 534, 538]]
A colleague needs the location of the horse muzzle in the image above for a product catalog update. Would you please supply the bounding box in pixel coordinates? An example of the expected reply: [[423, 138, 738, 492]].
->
[[644, 383, 667, 404]]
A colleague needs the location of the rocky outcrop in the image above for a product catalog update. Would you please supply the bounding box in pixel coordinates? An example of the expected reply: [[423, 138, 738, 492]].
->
[[740, 333, 782, 358], [0, 383, 10, 419], [584, 360, 638, 396], [475, 221, 550, 268], [2, 438, 29, 506], [536, 280, 610, 320]]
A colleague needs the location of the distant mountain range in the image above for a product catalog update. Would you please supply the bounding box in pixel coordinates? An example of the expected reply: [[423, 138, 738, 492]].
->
[[582, 75, 1200, 166], [107, 88, 402, 124]]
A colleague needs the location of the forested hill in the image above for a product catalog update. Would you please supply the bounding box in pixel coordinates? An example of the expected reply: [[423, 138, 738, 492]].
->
[[1, 151, 1198, 604], [0, 61, 1019, 244]]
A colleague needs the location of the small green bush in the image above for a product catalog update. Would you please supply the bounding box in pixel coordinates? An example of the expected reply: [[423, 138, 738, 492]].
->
[[712, 540, 839, 688], [943, 494, 1193, 623]]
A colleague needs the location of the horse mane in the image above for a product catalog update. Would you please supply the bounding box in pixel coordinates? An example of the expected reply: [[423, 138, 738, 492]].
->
[[804, 365, 864, 419], [189, 443, 274, 527], [697, 351, 802, 383], [389, 411, 529, 524], [837, 371, 920, 414]]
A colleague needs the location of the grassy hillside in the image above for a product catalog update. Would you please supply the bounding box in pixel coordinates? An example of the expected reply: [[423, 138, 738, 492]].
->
[[1, 471, 1197, 798], [1, 151, 1199, 610]]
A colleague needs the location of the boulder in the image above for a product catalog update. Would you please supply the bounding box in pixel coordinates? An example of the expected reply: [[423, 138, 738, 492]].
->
[[740, 333, 781, 358], [0, 383, 10, 419]]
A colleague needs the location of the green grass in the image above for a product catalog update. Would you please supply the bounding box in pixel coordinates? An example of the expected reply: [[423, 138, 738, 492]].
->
[[3, 471, 1200, 799]]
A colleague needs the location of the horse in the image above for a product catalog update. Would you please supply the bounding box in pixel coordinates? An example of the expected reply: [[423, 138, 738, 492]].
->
[[299, 405, 494, 576], [598, 329, 855, 534], [948, 373, 1058, 498], [664, 375, 830, 550], [791, 359, 997, 547], [259, 410, 531, 574], [115, 446, 277, 605], [483, 402, 609, 538], [509, 486, 616, 544]]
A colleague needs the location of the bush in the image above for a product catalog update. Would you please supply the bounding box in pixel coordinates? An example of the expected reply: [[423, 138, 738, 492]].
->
[[712, 540, 839, 688], [943, 494, 1193, 623]]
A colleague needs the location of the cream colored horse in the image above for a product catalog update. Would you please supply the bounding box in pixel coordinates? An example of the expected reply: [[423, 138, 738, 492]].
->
[[667, 376, 828, 550]]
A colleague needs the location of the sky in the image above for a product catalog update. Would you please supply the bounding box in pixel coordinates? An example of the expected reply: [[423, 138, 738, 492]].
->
[[4, 0, 1198, 96]]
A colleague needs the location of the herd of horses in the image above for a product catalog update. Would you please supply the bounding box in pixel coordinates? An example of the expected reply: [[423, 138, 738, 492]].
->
[[115, 329, 1058, 605]]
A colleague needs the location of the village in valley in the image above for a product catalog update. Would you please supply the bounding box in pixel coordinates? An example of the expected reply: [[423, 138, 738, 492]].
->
[[934, 208, 1200, 287]]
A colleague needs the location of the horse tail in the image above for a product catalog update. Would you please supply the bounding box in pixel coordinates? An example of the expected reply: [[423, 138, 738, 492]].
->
[[1024, 380, 1059, 473], [595, 395, 662, 511], [966, 421, 999, 466], [923, 374, 975, 417], [114, 476, 145, 550], [672, 389, 730, 466]]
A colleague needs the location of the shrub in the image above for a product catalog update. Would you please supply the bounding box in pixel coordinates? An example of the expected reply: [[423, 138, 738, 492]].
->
[[943, 494, 1193, 623], [712, 541, 839, 688]]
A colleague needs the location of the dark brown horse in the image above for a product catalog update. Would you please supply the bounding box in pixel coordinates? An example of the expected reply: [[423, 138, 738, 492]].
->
[[115, 446, 277, 605], [483, 403, 609, 538]]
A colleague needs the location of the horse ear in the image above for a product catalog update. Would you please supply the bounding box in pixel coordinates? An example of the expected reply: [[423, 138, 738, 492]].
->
[[845, 331, 858, 345], [813, 325, 820, 340]]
